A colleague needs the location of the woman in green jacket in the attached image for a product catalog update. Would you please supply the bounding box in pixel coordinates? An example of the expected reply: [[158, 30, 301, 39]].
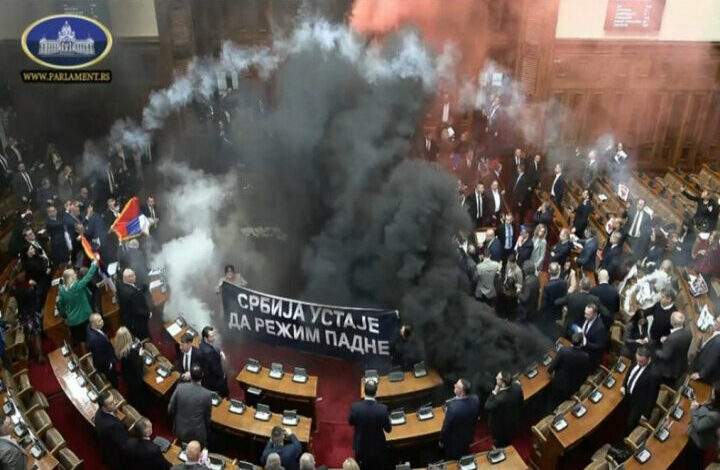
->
[[57, 258, 99, 352]]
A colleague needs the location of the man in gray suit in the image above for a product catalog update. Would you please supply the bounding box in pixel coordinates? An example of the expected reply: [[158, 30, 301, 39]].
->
[[168, 365, 213, 447], [654, 311, 692, 386], [0, 416, 26, 470], [474, 250, 501, 303]]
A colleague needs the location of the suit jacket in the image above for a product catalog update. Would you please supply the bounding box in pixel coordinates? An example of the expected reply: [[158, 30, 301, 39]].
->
[[261, 434, 302, 470], [418, 136, 439, 161], [87, 326, 118, 375], [623, 361, 660, 424], [94, 409, 129, 466], [682, 190, 719, 230], [550, 174, 565, 206], [177, 346, 203, 377], [550, 240, 572, 266], [484, 384, 523, 443], [648, 303, 674, 342], [518, 273, 540, 320], [693, 334, 720, 384], [168, 382, 213, 446], [474, 259, 500, 299], [511, 173, 531, 207], [125, 437, 171, 469], [199, 341, 226, 393], [348, 399, 391, 459], [11, 172, 33, 200], [496, 223, 516, 251], [581, 160, 598, 189], [487, 189, 503, 216], [689, 405, 720, 449], [487, 238, 503, 262], [548, 346, 590, 400], [465, 191, 487, 226], [582, 316, 608, 368], [590, 283, 620, 319], [0, 438, 27, 470], [515, 237, 534, 266], [600, 243, 623, 279], [654, 327, 692, 381], [576, 236, 598, 271], [117, 282, 151, 336], [626, 207, 651, 238], [533, 209, 554, 228], [555, 291, 608, 334], [573, 201, 593, 236], [527, 161, 542, 189], [441, 395, 480, 460], [541, 278, 567, 318]]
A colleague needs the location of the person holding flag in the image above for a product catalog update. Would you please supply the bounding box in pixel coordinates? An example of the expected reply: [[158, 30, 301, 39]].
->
[[57, 254, 100, 354]]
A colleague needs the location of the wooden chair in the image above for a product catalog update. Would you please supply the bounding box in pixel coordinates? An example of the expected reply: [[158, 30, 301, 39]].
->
[[531, 414, 553, 465], [21, 389, 49, 413], [4, 327, 28, 369], [624, 425, 650, 451], [57, 447, 84, 470], [15, 371, 34, 398], [42, 427, 67, 456], [121, 404, 141, 430], [587, 366, 610, 388], [141, 342, 161, 358], [583, 459, 609, 470], [639, 406, 665, 432], [107, 389, 126, 409], [555, 399, 576, 416], [655, 384, 677, 414], [78, 353, 97, 378], [573, 383, 593, 402], [28, 409, 52, 437], [90, 373, 110, 394], [590, 444, 612, 462]]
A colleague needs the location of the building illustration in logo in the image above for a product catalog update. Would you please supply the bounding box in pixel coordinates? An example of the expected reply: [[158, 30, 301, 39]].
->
[[37, 21, 94, 57]]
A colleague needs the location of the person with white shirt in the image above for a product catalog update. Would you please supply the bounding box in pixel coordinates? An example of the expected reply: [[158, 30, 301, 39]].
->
[[550, 164, 565, 208], [621, 346, 660, 432], [177, 332, 203, 382], [489, 180, 503, 221], [580, 303, 607, 369], [11, 162, 34, 202], [690, 317, 720, 385], [581, 150, 599, 189], [0, 416, 27, 470]]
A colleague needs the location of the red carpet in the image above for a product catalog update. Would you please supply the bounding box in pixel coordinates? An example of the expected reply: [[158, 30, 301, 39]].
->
[[35, 315, 532, 468]]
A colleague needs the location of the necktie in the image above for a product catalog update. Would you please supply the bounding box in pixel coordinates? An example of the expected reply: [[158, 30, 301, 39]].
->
[[505, 225, 511, 249], [426, 139, 430, 151], [107, 168, 115, 192], [22, 172, 33, 191], [184, 352, 190, 372], [583, 319, 591, 335], [627, 365, 645, 394], [476, 194, 481, 218], [0, 155, 7, 172]]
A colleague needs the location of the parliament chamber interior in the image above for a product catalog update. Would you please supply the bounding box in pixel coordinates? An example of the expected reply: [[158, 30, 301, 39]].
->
[[0, 0, 719, 469]]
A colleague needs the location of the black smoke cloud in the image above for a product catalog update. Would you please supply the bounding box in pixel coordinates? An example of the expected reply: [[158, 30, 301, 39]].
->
[[144, 20, 551, 391]]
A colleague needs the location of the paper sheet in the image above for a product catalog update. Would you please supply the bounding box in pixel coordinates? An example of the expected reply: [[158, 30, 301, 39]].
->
[[166, 323, 182, 337], [149, 279, 163, 290]]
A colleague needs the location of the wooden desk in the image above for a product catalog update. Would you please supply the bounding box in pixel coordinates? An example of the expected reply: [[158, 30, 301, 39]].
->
[[536, 357, 631, 470], [164, 319, 201, 347], [48, 348, 101, 425], [163, 443, 241, 469], [385, 406, 445, 446], [518, 347, 559, 402], [0, 393, 59, 470], [211, 398, 311, 443], [360, 370, 444, 402], [424, 446, 528, 470], [623, 380, 712, 470], [150, 274, 169, 307], [237, 367, 318, 401], [143, 361, 181, 397]]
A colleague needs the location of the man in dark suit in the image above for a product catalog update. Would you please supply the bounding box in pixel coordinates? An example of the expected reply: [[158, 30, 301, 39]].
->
[[550, 228, 572, 267], [549, 164, 565, 208], [485, 371, 523, 447], [125, 418, 171, 469], [682, 187, 718, 231], [4, 137, 24, 169], [94, 391, 129, 470], [625, 199, 652, 258], [199, 326, 228, 397], [87, 314, 118, 387], [518, 260, 539, 323], [418, 129, 439, 161], [622, 346, 660, 431], [555, 277, 608, 337], [261, 426, 302, 470], [654, 312, 692, 386], [348, 380, 391, 470], [11, 162, 34, 203], [140, 196, 160, 232], [511, 163, 531, 222], [515, 230, 534, 266], [117, 268, 151, 340], [580, 303, 608, 370], [465, 183, 487, 227], [440, 378, 480, 460], [487, 180, 504, 222], [485, 229, 503, 263], [690, 317, 720, 385], [178, 333, 203, 382], [590, 270, 620, 327], [548, 333, 590, 405], [572, 190, 593, 237], [575, 227, 599, 271], [497, 213, 516, 260], [600, 231, 624, 281], [168, 365, 213, 447], [527, 154, 542, 190], [540, 262, 568, 330], [647, 288, 676, 345]]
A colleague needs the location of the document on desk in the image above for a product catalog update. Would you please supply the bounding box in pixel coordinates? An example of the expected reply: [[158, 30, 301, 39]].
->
[[155, 376, 165, 383], [149, 279, 163, 291], [166, 323, 182, 336]]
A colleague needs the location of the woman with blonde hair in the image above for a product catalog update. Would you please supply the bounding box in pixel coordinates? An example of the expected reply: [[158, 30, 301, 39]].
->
[[57, 256, 98, 353], [342, 458, 360, 470], [531, 223, 547, 273], [112, 326, 149, 413]]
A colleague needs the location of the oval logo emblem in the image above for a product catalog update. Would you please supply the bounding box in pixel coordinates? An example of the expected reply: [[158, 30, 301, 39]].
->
[[21, 14, 112, 70]]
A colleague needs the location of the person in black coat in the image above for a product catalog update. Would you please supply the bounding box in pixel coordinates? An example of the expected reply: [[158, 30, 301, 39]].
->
[[45, 205, 70, 264], [348, 380, 391, 470], [113, 327, 151, 414], [87, 314, 118, 387], [548, 333, 590, 405], [580, 303, 608, 370], [589, 270, 620, 327], [555, 277, 609, 337], [511, 163, 531, 222], [117, 268, 151, 341], [440, 378, 480, 460], [625, 199, 652, 259], [549, 164, 565, 208], [690, 317, 720, 385], [178, 332, 203, 382], [465, 183, 488, 228], [647, 288, 676, 345], [540, 263, 567, 334], [654, 312, 692, 386], [485, 230, 504, 263], [517, 260, 539, 323], [572, 190, 593, 237], [485, 371, 523, 447], [600, 231, 624, 281], [497, 214, 516, 259], [125, 418, 170, 469], [622, 346, 660, 432], [621, 310, 650, 359], [682, 187, 718, 231], [11, 163, 34, 203], [549, 229, 572, 267], [199, 326, 228, 397], [532, 201, 554, 231], [575, 228, 599, 271], [94, 391, 129, 470], [515, 230, 534, 267]]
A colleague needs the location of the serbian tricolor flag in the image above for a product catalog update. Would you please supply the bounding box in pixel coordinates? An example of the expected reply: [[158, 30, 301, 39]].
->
[[80, 235, 99, 261], [111, 197, 150, 241]]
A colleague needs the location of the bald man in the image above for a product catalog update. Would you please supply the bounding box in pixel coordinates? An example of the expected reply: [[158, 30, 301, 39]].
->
[[170, 440, 201, 469], [87, 313, 118, 387], [117, 268, 151, 340], [654, 311, 692, 387]]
